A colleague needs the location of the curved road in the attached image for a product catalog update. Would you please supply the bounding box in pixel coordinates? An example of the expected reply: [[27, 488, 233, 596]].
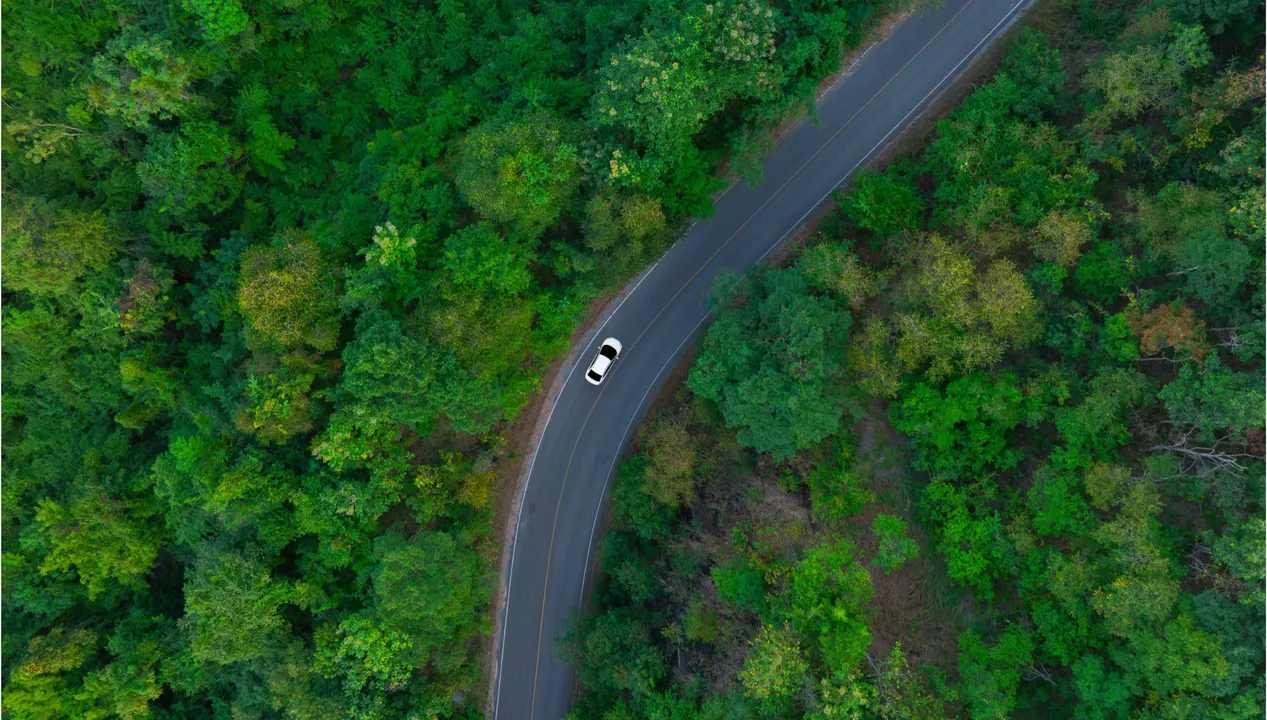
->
[[494, 0, 1028, 716]]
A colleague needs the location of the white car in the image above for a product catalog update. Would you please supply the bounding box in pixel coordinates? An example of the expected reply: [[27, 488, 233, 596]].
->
[[585, 338, 623, 385]]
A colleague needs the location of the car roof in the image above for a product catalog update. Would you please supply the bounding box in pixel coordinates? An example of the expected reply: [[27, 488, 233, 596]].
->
[[590, 354, 612, 375]]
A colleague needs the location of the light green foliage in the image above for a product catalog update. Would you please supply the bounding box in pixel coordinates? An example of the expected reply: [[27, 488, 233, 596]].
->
[[337, 530, 489, 680], [846, 316, 902, 398], [236, 356, 319, 444], [85, 29, 197, 128], [798, 241, 885, 310], [1026, 465, 1095, 538], [1099, 312, 1140, 363], [1083, 463, 1131, 511], [739, 625, 809, 710], [1, 199, 116, 297], [456, 114, 580, 233], [594, 0, 780, 155], [237, 234, 341, 353], [1051, 368, 1149, 470], [440, 221, 533, 295], [872, 514, 919, 574], [237, 87, 297, 172], [1132, 182, 1225, 258], [1031, 209, 1092, 267], [583, 189, 669, 277], [640, 413, 699, 508], [688, 268, 852, 461], [184, 547, 290, 665], [782, 539, 874, 674], [1207, 517, 1267, 610], [893, 236, 1037, 380], [2, 629, 99, 720], [7, 0, 1265, 716], [920, 477, 1008, 598], [958, 627, 1035, 720], [314, 310, 487, 476], [181, 0, 250, 43], [34, 491, 162, 599], [926, 32, 1095, 231], [873, 642, 946, 719], [809, 673, 875, 720], [1088, 45, 1185, 119], [805, 438, 875, 526], [712, 556, 768, 614]]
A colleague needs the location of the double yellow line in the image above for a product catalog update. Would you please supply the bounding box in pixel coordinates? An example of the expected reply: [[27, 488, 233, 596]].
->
[[525, 0, 979, 715]]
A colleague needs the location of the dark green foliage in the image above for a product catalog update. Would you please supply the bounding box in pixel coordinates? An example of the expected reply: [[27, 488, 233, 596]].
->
[[891, 373, 1024, 480], [688, 268, 852, 461], [841, 162, 926, 239], [958, 627, 1035, 720], [560, 608, 668, 700], [711, 556, 769, 615], [573, 8, 1266, 720], [7, 0, 1264, 716]]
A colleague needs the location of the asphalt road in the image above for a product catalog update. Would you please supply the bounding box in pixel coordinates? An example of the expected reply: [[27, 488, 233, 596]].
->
[[493, 0, 1028, 716]]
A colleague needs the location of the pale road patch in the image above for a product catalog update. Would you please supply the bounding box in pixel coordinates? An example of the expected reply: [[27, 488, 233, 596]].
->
[[484, 0, 1034, 712]]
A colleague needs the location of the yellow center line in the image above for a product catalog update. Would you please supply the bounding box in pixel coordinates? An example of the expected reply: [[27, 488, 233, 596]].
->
[[527, 1, 975, 715]]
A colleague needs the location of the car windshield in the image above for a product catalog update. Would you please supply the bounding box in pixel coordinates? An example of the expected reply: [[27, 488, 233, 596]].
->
[[600, 345, 617, 359]]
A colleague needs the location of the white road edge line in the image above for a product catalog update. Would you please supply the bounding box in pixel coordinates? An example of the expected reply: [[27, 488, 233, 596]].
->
[[578, 312, 714, 603], [756, 0, 1027, 266], [493, 256, 659, 719], [575, 0, 1028, 614], [501, 0, 1028, 713]]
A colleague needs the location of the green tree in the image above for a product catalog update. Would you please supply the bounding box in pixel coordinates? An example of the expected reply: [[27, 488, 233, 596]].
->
[[640, 412, 699, 508], [593, 0, 779, 157], [560, 608, 667, 699], [84, 28, 197, 128], [958, 627, 1035, 720], [873, 642, 946, 720], [798, 241, 884, 311], [183, 546, 290, 665], [840, 164, 925, 239], [1, 199, 116, 297], [891, 372, 1024, 480], [236, 233, 341, 353], [180, 0, 250, 43], [34, 489, 162, 599], [782, 539, 874, 674], [456, 114, 580, 233], [136, 121, 244, 218], [1158, 357, 1264, 442], [2, 629, 98, 720], [739, 625, 809, 711], [872, 514, 919, 574], [688, 269, 852, 461]]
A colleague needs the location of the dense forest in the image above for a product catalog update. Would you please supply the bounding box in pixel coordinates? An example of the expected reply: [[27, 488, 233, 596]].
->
[[0, 0, 914, 714], [567, 1, 1266, 718]]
